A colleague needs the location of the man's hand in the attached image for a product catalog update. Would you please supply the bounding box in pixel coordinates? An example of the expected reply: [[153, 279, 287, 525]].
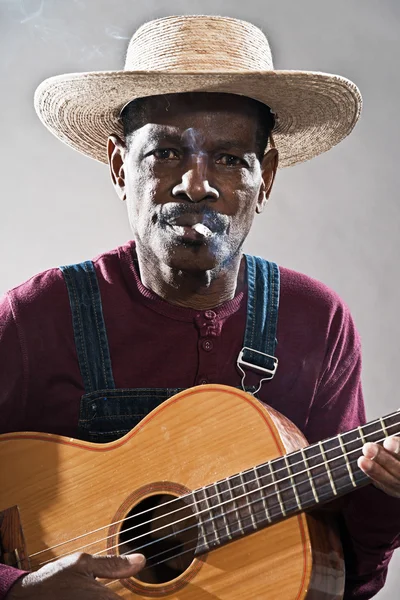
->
[[6, 552, 145, 599], [358, 436, 400, 498]]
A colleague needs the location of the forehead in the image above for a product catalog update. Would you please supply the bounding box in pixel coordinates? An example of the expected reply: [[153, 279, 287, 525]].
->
[[127, 92, 261, 144]]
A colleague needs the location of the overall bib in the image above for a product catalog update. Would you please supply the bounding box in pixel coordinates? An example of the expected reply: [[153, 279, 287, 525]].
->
[[60, 254, 279, 443]]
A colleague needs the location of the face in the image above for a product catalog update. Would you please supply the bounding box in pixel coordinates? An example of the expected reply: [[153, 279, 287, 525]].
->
[[108, 93, 278, 274]]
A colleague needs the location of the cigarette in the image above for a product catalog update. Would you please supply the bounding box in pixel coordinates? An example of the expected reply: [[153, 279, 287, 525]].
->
[[192, 223, 212, 237]]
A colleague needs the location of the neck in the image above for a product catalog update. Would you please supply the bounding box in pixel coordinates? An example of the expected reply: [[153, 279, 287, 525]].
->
[[193, 409, 400, 555], [135, 247, 245, 310]]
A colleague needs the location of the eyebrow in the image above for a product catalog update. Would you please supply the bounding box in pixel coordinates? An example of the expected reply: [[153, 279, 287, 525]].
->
[[147, 133, 252, 152]]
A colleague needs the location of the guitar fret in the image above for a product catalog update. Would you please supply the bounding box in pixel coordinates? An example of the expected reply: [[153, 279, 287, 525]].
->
[[214, 482, 233, 541], [384, 412, 400, 438], [325, 429, 368, 489], [228, 473, 256, 534], [267, 462, 287, 517], [253, 467, 272, 523], [202, 486, 221, 545], [283, 455, 302, 510], [216, 479, 243, 539], [338, 434, 356, 488], [361, 421, 386, 444], [300, 448, 319, 504], [318, 442, 337, 495], [226, 477, 244, 534], [380, 417, 389, 437], [358, 426, 366, 444], [192, 491, 210, 552], [239, 472, 257, 531]]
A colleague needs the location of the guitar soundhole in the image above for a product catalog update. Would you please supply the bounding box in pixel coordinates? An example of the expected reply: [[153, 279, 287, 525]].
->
[[118, 493, 198, 584]]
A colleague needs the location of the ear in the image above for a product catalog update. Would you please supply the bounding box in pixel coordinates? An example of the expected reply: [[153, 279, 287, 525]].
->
[[256, 148, 279, 214], [107, 135, 127, 201]]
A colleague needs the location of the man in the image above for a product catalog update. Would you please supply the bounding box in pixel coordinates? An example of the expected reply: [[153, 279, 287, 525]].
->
[[0, 14, 399, 600]]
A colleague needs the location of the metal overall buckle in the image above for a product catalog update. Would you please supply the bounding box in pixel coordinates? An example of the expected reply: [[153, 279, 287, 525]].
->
[[237, 346, 278, 396]]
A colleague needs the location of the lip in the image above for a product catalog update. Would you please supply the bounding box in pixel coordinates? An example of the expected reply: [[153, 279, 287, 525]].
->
[[160, 207, 229, 235], [165, 215, 205, 228]]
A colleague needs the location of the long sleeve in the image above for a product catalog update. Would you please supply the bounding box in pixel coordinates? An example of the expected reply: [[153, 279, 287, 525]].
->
[[0, 295, 28, 598], [339, 485, 400, 599], [0, 565, 26, 599], [304, 304, 400, 599], [0, 294, 27, 434]]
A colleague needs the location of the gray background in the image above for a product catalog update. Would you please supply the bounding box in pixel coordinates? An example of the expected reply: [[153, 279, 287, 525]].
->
[[0, 0, 399, 596]]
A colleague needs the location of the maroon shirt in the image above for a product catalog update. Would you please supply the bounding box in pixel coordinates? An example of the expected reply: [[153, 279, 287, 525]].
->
[[0, 240, 399, 599]]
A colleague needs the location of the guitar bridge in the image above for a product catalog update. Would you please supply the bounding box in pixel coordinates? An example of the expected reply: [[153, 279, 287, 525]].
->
[[0, 506, 30, 570]]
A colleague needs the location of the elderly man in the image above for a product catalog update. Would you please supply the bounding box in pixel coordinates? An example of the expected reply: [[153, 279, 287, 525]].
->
[[0, 15, 399, 600]]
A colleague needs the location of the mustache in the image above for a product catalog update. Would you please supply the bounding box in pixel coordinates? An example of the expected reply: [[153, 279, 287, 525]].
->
[[159, 204, 229, 233]]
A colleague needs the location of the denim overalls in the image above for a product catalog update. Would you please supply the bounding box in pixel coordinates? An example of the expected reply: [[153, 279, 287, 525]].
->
[[60, 254, 279, 443]]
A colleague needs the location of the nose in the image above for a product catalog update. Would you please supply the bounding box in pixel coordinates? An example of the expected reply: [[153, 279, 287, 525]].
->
[[172, 154, 219, 203]]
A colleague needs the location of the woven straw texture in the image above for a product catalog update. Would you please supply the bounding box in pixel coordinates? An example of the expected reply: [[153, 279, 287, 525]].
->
[[34, 15, 362, 168]]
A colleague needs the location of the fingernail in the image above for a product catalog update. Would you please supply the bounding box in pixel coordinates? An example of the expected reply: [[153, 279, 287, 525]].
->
[[384, 437, 400, 454], [357, 455, 373, 472], [127, 553, 146, 567], [363, 442, 378, 459]]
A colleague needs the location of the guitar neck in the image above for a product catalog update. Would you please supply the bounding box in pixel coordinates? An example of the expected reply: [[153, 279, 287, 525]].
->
[[192, 409, 400, 554]]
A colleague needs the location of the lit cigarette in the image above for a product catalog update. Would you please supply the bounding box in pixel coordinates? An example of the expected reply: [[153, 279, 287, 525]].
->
[[192, 223, 212, 237]]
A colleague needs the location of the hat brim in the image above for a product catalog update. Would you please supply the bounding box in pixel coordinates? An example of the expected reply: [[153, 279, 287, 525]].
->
[[34, 70, 362, 168]]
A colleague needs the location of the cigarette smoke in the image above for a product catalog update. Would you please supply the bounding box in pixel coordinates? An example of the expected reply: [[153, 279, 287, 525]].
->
[[182, 127, 208, 183], [3, 0, 129, 62]]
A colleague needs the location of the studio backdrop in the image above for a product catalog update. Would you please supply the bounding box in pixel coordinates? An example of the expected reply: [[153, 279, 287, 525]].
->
[[1, 1, 399, 597]]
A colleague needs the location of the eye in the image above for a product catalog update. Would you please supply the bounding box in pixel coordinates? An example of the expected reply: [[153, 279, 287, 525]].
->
[[216, 154, 245, 167], [152, 148, 180, 161]]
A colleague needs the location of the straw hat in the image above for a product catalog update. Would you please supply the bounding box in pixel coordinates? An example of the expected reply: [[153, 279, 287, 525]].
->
[[34, 15, 362, 168]]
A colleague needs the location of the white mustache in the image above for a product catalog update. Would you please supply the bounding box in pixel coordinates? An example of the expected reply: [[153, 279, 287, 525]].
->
[[160, 205, 229, 233]]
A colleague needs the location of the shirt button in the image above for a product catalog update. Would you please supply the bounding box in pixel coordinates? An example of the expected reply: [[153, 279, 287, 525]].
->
[[202, 340, 213, 352], [204, 310, 216, 320], [199, 378, 209, 385]]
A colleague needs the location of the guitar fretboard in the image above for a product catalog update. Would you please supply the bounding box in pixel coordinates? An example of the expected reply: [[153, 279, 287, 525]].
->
[[192, 410, 400, 554]]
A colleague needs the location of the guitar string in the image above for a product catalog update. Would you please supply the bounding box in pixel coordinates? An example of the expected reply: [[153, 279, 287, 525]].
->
[[34, 423, 399, 568], [127, 478, 368, 567], [34, 425, 375, 566], [32, 418, 399, 563], [103, 469, 380, 590], [90, 438, 370, 560], [28, 412, 398, 560]]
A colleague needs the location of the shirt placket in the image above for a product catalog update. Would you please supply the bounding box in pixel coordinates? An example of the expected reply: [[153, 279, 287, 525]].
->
[[194, 309, 222, 385]]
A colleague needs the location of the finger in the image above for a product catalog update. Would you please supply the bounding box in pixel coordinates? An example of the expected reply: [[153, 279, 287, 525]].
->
[[383, 436, 400, 455], [357, 466, 399, 498], [361, 442, 400, 478], [72, 552, 146, 580], [357, 455, 400, 497]]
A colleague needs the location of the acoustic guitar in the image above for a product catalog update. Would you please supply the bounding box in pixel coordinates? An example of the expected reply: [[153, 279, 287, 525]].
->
[[1, 385, 399, 599]]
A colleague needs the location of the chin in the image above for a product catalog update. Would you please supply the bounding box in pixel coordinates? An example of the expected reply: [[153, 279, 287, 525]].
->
[[166, 243, 223, 273]]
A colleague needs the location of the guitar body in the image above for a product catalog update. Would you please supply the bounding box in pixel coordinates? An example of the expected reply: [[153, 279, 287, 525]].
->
[[0, 385, 344, 599]]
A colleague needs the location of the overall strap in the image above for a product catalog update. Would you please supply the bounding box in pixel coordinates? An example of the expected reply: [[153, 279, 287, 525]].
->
[[238, 254, 280, 391], [60, 261, 115, 394]]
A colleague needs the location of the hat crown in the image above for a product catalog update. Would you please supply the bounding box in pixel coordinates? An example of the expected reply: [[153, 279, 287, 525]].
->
[[124, 15, 274, 73]]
